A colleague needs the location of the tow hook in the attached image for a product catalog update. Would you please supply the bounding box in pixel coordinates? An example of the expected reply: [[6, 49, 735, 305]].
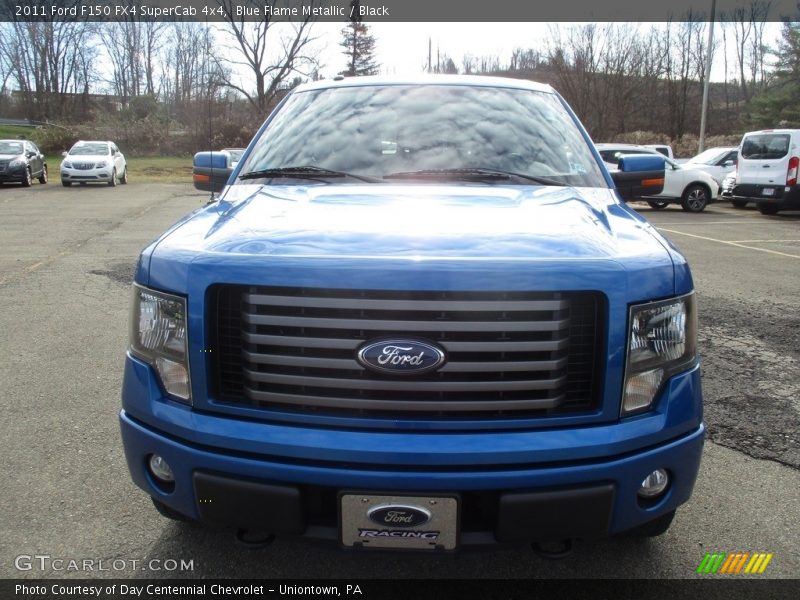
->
[[532, 539, 573, 559], [235, 529, 276, 549]]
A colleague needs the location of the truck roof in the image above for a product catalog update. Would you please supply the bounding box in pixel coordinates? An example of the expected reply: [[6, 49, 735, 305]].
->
[[295, 74, 554, 94]]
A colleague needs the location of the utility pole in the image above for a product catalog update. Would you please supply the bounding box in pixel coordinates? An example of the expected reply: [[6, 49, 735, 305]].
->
[[699, 0, 716, 153]]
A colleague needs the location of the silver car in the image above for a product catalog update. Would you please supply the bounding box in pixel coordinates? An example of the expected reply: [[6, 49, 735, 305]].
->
[[61, 140, 128, 187]]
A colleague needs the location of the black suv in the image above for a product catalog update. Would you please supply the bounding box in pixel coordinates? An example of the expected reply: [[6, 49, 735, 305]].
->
[[0, 139, 48, 186]]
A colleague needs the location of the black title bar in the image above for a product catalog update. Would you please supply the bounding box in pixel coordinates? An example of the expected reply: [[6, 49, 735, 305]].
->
[[2, 0, 800, 22]]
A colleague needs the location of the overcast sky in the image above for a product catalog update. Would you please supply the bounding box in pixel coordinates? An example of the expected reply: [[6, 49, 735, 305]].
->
[[302, 21, 784, 82]]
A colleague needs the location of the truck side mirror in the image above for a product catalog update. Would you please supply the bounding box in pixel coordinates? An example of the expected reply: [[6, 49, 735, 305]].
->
[[193, 151, 232, 193], [611, 154, 666, 199]]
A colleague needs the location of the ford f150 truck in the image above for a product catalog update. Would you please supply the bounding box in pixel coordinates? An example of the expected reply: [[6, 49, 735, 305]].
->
[[120, 76, 703, 552]]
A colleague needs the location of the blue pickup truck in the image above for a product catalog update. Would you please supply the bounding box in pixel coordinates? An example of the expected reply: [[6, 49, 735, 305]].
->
[[120, 76, 702, 552]]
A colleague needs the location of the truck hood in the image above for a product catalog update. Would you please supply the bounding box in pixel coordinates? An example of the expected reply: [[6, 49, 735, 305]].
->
[[154, 184, 670, 259], [143, 183, 686, 297]]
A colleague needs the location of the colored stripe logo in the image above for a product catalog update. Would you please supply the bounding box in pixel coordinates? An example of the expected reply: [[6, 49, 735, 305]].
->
[[697, 552, 773, 574]]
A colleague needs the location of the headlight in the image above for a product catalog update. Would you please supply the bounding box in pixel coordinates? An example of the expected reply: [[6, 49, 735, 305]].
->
[[9, 158, 25, 168], [96, 160, 109, 168], [130, 285, 191, 403], [62, 162, 73, 169], [622, 293, 697, 415]]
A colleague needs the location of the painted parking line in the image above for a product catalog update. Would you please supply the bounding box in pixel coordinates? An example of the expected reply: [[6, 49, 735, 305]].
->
[[658, 228, 800, 259]]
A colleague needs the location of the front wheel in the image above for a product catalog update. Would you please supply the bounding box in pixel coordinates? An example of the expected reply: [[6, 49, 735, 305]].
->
[[108, 168, 117, 187], [758, 204, 780, 215], [38, 165, 48, 184], [647, 200, 670, 210], [731, 199, 748, 208], [21, 168, 32, 187], [62, 180, 72, 187], [120, 167, 128, 184], [681, 184, 709, 213]]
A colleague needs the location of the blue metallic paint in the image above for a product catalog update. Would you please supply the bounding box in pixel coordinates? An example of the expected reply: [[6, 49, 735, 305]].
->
[[122, 77, 703, 541]]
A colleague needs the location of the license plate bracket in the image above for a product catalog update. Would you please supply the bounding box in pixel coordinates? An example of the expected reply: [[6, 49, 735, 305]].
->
[[339, 492, 459, 551]]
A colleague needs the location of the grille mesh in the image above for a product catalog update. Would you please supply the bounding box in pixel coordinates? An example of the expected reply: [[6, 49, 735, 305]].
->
[[209, 286, 603, 422]]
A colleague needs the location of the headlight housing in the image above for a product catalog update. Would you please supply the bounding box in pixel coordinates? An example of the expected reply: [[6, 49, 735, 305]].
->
[[9, 158, 25, 168], [622, 293, 697, 415], [130, 284, 191, 403], [62, 161, 73, 169], [96, 160, 109, 168]]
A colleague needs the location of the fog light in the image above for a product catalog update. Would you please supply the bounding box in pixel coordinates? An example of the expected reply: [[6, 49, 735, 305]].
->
[[638, 468, 669, 498], [148, 454, 174, 483]]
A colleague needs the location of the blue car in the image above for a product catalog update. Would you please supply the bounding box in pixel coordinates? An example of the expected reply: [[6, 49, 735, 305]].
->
[[121, 76, 701, 552]]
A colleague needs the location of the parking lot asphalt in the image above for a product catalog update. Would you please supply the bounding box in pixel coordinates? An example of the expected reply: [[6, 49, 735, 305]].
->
[[0, 183, 797, 581]]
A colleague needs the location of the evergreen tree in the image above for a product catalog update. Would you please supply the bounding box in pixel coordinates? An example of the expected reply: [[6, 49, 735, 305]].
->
[[339, 1, 379, 77], [749, 21, 800, 127]]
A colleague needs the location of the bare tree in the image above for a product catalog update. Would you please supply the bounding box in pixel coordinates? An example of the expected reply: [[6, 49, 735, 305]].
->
[[100, 18, 166, 99], [215, 0, 320, 116], [0, 17, 98, 120]]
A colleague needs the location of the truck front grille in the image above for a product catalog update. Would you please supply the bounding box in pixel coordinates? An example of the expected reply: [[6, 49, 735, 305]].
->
[[209, 286, 604, 421]]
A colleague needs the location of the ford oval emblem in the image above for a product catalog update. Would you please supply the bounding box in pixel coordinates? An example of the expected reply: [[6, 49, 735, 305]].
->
[[368, 505, 431, 528], [357, 340, 446, 375]]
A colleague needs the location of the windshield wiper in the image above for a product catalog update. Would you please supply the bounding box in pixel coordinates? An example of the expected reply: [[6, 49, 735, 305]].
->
[[238, 165, 381, 183], [382, 168, 566, 186]]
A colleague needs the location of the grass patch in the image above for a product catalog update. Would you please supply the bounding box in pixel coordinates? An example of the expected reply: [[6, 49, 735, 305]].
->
[[0, 124, 36, 139], [45, 154, 194, 184], [126, 155, 193, 183]]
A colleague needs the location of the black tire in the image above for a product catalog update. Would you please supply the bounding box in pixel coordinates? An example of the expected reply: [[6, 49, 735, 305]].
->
[[680, 184, 709, 212], [38, 164, 48, 184], [108, 168, 117, 187], [730, 199, 748, 208], [62, 180, 72, 187], [624, 510, 675, 538], [120, 168, 128, 184], [647, 200, 670, 210], [21, 167, 32, 187], [151, 497, 193, 522], [757, 204, 780, 215]]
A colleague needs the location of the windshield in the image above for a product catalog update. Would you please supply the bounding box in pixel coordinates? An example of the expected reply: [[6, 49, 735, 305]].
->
[[238, 84, 606, 187], [0, 141, 24, 155], [688, 148, 726, 164], [70, 143, 110, 156]]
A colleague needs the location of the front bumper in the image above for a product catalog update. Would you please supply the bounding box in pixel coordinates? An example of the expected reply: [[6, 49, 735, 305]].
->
[[732, 183, 800, 209], [61, 165, 113, 182], [120, 354, 704, 546], [0, 165, 26, 182]]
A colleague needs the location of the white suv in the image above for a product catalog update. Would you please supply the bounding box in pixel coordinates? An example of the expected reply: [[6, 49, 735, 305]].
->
[[61, 140, 127, 187], [596, 143, 719, 212]]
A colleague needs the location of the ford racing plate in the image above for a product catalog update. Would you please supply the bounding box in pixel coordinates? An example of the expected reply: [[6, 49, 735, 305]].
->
[[339, 493, 459, 550]]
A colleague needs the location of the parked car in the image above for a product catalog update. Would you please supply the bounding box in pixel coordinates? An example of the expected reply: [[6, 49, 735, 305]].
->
[[645, 144, 674, 159], [222, 148, 245, 169], [0, 139, 47, 186], [719, 170, 748, 207], [60, 140, 127, 187], [597, 143, 719, 212], [732, 129, 800, 215], [684, 146, 738, 185]]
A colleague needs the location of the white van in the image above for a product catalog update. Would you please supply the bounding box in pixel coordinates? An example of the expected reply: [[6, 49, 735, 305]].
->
[[732, 129, 800, 215]]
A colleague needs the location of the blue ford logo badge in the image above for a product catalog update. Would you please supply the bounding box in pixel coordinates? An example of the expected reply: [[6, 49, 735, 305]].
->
[[357, 340, 446, 375], [368, 505, 431, 528]]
